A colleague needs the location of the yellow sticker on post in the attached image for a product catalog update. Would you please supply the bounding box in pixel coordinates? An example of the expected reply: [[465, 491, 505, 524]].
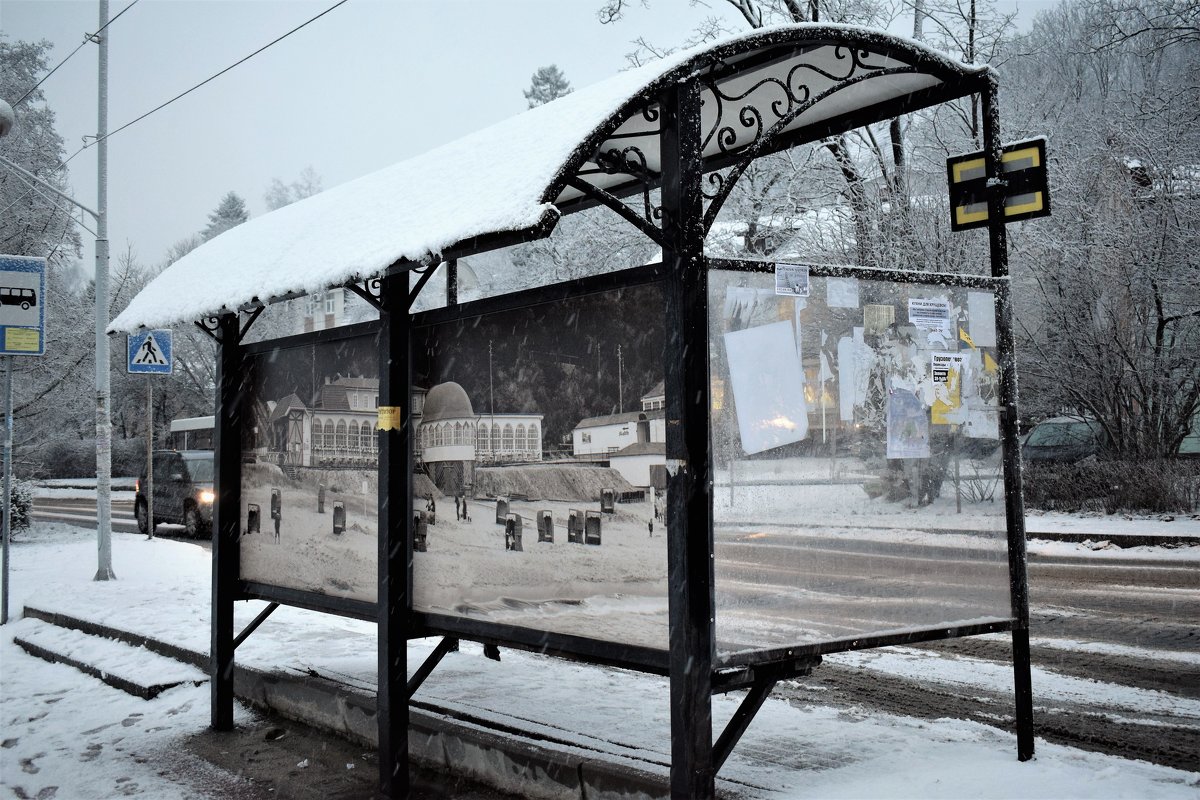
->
[[377, 405, 402, 431]]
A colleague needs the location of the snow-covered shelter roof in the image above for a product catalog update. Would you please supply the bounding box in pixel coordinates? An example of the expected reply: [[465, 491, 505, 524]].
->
[[110, 23, 988, 333]]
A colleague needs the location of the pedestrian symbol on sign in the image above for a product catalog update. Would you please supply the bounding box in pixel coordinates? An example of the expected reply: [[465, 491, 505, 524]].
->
[[134, 335, 166, 365], [127, 329, 173, 374]]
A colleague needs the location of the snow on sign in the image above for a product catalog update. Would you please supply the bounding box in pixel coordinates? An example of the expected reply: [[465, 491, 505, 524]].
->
[[0, 255, 47, 357], [127, 329, 173, 374]]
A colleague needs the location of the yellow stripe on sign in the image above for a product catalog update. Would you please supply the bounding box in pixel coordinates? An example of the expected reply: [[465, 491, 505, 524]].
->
[[955, 202, 990, 226], [1005, 191, 1045, 216], [1003, 145, 1041, 169], [5, 328, 40, 351]]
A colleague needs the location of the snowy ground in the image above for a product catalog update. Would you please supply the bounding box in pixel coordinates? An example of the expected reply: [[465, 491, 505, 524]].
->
[[2, 522, 1199, 798]]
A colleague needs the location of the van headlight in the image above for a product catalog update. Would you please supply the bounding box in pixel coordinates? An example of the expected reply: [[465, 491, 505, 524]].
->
[[199, 490, 216, 504]]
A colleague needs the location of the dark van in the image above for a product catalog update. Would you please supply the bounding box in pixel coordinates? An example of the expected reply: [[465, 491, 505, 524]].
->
[[135, 450, 214, 537]]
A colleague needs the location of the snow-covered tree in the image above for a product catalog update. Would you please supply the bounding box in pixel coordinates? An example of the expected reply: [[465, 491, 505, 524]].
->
[[201, 191, 249, 241], [524, 65, 573, 108], [264, 166, 323, 211]]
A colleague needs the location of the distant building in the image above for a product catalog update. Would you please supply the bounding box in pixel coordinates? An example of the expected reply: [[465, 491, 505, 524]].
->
[[572, 381, 666, 488]]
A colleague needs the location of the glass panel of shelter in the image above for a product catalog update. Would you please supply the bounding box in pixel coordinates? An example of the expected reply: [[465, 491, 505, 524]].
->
[[707, 268, 1012, 660]]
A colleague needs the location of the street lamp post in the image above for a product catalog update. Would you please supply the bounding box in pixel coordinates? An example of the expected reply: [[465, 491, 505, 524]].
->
[[0, 3, 115, 581], [94, 0, 115, 580]]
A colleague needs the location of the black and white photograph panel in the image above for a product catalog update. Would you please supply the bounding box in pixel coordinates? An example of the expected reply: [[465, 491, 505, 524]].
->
[[239, 329, 382, 604], [411, 281, 671, 650]]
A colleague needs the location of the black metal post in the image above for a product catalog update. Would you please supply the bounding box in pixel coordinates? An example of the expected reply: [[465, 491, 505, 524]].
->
[[445, 258, 458, 306], [211, 312, 242, 730], [982, 74, 1035, 762], [377, 272, 412, 797], [660, 78, 716, 799]]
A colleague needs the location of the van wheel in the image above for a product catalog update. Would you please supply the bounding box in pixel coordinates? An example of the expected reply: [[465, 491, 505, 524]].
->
[[20, 301, 30, 311], [185, 506, 207, 538], [136, 500, 149, 535]]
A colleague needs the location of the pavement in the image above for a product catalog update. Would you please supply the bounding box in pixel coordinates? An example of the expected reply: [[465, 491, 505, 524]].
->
[[9, 515, 1200, 799]]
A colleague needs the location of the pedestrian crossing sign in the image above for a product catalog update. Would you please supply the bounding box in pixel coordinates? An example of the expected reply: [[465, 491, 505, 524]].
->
[[127, 329, 173, 374]]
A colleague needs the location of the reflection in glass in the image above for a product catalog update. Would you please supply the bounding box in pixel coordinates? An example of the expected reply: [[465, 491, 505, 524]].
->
[[710, 269, 1012, 659]]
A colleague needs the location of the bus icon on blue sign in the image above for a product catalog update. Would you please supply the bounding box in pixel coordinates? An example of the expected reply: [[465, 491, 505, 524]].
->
[[0, 255, 46, 356]]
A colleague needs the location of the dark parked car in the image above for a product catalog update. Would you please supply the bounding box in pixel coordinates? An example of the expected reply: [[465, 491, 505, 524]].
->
[[1022, 416, 1107, 463], [135, 449, 214, 537]]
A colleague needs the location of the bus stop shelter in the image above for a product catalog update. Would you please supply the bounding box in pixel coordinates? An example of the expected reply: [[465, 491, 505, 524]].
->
[[111, 23, 1033, 799]]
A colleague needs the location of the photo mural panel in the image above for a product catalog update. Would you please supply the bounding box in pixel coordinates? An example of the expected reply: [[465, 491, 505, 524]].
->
[[709, 269, 1012, 658], [240, 326, 382, 603], [411, 280, 670, 651]]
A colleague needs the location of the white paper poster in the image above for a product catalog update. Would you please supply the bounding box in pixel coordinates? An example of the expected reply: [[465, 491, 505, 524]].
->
[[908, 297, 952, 336], [774, 263, 810, 297], [724, 320, 809, 454], [967, 291, 998, 348], [826, 277, 860, 308], [837, 334, 871, 422]]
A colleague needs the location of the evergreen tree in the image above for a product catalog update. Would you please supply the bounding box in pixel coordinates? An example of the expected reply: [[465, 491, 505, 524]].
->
[[201, 191, 249, 241], [523, 65, 572, 108]]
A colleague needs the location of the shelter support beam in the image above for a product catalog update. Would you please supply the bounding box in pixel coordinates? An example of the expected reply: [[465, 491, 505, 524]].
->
[[377, 272, 413, 798], [406, 636, 459, 699], [211, 312, 243, 731], [982, 75, 1034, 762], [661, 77, 717, 800], [233, 602, 278, 650], [713, 678, 777, 772]]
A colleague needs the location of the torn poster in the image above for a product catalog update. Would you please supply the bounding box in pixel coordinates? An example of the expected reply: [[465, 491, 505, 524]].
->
[[967, 291, 998, 348], [826, 276, 859, 308], [887, 387, 930, 459], [931, 351, 968, 425]]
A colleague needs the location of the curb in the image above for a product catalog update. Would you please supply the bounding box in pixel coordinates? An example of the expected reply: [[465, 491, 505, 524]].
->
[[21, 605, 675, 800]]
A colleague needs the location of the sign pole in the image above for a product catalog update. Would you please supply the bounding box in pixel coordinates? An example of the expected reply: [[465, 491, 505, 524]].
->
[[146, 377, 154, 540], [1, 356, 11, 624]]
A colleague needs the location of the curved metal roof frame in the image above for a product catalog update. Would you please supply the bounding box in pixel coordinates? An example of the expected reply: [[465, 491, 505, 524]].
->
[[109, 24, 989, 333]]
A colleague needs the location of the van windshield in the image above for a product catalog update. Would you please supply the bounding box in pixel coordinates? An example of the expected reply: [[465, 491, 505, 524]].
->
[[184, 456, 214, 482]]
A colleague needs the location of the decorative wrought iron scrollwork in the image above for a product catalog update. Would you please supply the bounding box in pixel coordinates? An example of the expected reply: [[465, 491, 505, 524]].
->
[[701, 171, 726, 201], [697, 44, 913, 234], [699, 44, 892, 162], [194, 315, 222, 343], [595, 145, 654, 181], [346, 277, 384, 311]]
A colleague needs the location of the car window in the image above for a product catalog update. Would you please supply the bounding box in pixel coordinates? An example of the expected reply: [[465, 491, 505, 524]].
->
[[184, 456, 214, 482], [1026, 422, 1101, 448]]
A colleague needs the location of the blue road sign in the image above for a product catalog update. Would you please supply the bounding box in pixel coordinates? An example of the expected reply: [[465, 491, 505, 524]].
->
[[128, 329, 173, 374], [0, 255, 47, 357]]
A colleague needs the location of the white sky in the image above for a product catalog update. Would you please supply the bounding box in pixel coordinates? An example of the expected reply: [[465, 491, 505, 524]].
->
[[2, 0, 1053, 277]]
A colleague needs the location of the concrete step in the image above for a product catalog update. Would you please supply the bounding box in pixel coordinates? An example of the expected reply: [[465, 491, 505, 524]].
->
[[14, 617, 208, 700]]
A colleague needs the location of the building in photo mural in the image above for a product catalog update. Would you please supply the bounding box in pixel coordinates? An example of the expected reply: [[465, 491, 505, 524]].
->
[[572, 381, 666, 489], [250, 376, 542, 490]]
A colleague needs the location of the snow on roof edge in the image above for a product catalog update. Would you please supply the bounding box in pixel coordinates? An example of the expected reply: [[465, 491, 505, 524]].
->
[[108, 23, 984, 334]]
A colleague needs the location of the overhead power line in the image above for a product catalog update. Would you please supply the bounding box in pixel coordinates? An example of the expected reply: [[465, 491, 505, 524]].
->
[[14, 0, 141, 108], [90, 0, 350, 149]]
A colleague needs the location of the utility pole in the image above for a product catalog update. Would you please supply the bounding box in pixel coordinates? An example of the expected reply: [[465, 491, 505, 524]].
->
[[94, 0, 115, 580], [617, 344, 623, 413]]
